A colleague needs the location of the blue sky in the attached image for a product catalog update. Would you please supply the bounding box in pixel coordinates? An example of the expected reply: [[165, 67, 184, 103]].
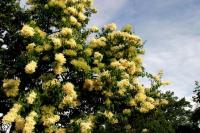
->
[[89, 0, 200, 101]]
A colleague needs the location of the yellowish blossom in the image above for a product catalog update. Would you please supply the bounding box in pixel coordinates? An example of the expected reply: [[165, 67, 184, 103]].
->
[[35, 27, 46, 38], [108, 31, 142, 45], [101, 70, 110, 78], [42, 79, 61, 90], [77, 116, 95, 133], [26, 43, 36, 52], [135, 93, 147, 102], [84, 48, 93, 56], [103, 90, 113, 97], [127, 62, 136, 74], [2, 103, 22, 124], [117, 79, 129, 89], [80, 121, 93, 133], [66, 7, 77, 15], [60, 27, 73, 36], [137, 85, 145, 93], [141, 101, 155, 110], [160, 99, 169, 105], [89, 37, 106, 48], [155, 92, 160, 97], [63, 49, 77, 56], [103, 110, 118, 124], [71, 59, 90, 71], [142, 128, 149, 133], [42, 115, 60, 126], [83, 79, 94, 91], [65, 38, 77, 48], [25, 60, 37, 74], [23, 111, 38, 133], [104, 110, 114, 120], [3, 79, 20, 97], [123, 109, 131, 115], [51, 37, 62, 49], [129, 98, 137, 106], [69, 16, 78, 25], [54, 65, 65, 75], [43, 43, 52, 51], [139, 107, 149, 113], [78, 12, 87, 21], [62, 82, 77, 98], [21, 25, 35, 37], [35, 45, 44, 53], [15, 115, 25, 131], [40, 106, 60, 126], [55, 53, 66, 65], [104, 23, 117, 31], [94, 52, 103, 61], [27, 91, 37, 104], [146, 97, 155, 104], [90, 25, 99, 32], [55, 128, 66, 133], [110, 61, 121, 68], [48, 0, 66, 8], [117, 87, 128, 95], [59, 96, 77, 108]]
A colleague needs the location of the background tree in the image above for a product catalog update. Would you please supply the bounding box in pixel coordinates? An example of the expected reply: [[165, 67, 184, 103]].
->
[[132, 89, 192, 133], [162, 91, 191, 130], [171, 81, 200, 133], [191, 81, 200, 129], [0, 0, 183, 133]]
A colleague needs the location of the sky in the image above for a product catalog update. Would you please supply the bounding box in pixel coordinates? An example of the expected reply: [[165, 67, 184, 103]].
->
[[89, 0, 200, 102]]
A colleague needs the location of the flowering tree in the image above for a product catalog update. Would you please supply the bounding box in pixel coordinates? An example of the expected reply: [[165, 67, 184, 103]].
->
[[1, 0, 171, 132]]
